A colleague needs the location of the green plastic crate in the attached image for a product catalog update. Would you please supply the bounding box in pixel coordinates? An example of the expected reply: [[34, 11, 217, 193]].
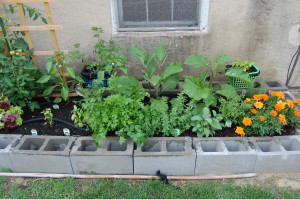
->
[[228, 65, 260, 89]]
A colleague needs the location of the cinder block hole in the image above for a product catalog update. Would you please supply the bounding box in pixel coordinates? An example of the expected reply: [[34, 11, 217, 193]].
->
[[200, 141, 223, 152], [266, 81, 281, 87], [11, 139, 20, 148], [141, 140, 161, 152], [107, 140, 127, 151], [166, 140, 185, 152], [256, 141, 281, 152], [0, 138, 14, 149], [224, 140, 246, 152], [280, 139, 300, 151], [44, 139, 69, 151], [78, 140, 97, 151], [19, 138, 45, 150]]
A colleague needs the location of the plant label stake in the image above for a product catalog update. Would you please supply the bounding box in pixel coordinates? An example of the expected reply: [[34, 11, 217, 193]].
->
[[53, 104, 60, 109], [225, 120, 232, 127], [63, 128, 70, 136], [31, 129, 38, 136]]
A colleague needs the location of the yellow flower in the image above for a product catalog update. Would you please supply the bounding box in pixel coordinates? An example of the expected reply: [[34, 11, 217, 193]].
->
[[286, 100, 294, 108], [254, 102, 264, 109], [242, 117, 252, 126], [278, 114, 287, 125], [270, 110, 278, 116], [269, 91, 285, 98], [250, 109, 258, 114], [260, 116, 266, 121], [275, 100, 286, 111], [235, 126, 245, 137], [244, 98, 252, 102]]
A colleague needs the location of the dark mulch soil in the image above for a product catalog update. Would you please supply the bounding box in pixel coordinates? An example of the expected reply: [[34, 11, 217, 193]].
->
[[0, 97, 297, 137]]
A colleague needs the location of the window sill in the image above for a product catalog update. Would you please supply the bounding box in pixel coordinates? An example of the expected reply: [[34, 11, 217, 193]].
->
[[112, 29, 208, 37]]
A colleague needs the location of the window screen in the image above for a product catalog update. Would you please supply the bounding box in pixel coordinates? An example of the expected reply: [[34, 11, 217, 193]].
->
[[117, 0, 200, 29]]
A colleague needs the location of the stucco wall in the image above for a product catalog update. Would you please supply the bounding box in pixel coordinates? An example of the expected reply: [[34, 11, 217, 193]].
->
[[3, 0, 300, 86]]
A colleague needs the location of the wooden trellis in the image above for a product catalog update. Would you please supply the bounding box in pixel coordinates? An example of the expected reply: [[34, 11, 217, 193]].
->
[[0, 0, 68, 69]]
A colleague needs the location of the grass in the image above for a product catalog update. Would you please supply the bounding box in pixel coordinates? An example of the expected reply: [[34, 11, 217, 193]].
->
[[0, 177, 299, 199]]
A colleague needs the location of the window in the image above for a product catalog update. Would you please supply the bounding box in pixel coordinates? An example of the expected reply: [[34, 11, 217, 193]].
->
[[113, 0, 209, 31]]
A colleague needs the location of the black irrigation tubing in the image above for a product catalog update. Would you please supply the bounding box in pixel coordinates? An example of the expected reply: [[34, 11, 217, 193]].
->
[[23, 118, 91, 132]]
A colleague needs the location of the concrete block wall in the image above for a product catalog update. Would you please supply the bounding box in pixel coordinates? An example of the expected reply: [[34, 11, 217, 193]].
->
[[70, 137, 134, 174], [134, 137, 196, 176], [0, 135, 21, 171], [193, 137, 256, 175], [10, 135, 75, 174]]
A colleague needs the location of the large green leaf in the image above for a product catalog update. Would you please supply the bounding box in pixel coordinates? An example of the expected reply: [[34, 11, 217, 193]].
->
[[145, 56, 156, 76], [46, 61, 53, 73], [154, 44, 167, 63], [13, 38, 30, 52], [163, 62, 183, 79], [225, 67, 254, 84], [128, 46, 147, 64], [110, 76, 140, 91], [183, 76, 211, 101], [215, 84, 239, 99], [163, 73, 180, 90], [216, 54, 229, 65], [37, 75, 51, 83], [43, 86, 55, 96], [66, 67, 76, 79], [148, 75, 161, 87], [61, 86, 69, 101], [184, 54, 209, 68]]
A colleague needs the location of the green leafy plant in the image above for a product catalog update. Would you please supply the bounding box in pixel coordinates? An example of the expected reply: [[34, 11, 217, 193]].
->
[[37, 51, 84, 103], [0, 95, 23, 131], [41, 108, 53, 125], [69, 27, 127, 75], [128, 44, 183, 98], [0, 38, 43, 111], [190, 107, 224, 137], [232, 58, 254, 72], [71, 105, 85, 128]]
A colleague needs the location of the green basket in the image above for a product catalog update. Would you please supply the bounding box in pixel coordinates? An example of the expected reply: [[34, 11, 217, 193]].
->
[[228, 65, 260, 89]]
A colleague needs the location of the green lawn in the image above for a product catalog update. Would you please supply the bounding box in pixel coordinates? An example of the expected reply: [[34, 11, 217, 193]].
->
[[0, 176, 299, 199]]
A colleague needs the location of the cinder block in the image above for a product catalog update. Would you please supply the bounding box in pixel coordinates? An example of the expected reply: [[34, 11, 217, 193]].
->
[[250, 136, 300, 172], [70, 137, 133, 174], [265, 80, 288, 91], [134, 137, 196, 176], [10, 135, 75, 174], [0, 134, 21, 171], [193, 137, 256, 175]]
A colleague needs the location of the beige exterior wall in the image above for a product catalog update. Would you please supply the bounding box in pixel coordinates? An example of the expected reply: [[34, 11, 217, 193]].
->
[[11, 0, 300, 86]]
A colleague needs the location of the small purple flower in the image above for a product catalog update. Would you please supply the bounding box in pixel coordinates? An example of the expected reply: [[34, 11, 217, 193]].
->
[[0, 101, 10, 110], [1, 113, 18, 123]]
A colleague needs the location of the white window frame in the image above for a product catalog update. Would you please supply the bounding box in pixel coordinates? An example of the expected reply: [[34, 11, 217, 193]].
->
[[111, 0, 210, 32]]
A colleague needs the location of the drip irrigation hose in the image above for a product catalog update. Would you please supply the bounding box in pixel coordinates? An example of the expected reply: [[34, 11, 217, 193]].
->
[[23, 118, 90, 132], [286, 45, 300, 88]]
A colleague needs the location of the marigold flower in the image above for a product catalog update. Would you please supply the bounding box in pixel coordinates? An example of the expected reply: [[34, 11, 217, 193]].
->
[[275, 100, 286, 111], [250, 109, 258, 114], [242, 117, 252, 126], [278, 114, 287, 125], [260, 116, 266, 121], [293, 99, 300, 105], [294, 109, 300, 117], [253, 94, 269, 101], [286, 100, 294, 108], [244, 98, 252, 102], [235, 126, 245, 137], [270, 110, 278, 116], [254, 102, 264, 109], [269, 91, 285, 98]]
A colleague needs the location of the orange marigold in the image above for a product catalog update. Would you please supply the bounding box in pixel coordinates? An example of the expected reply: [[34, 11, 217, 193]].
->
[[293, 99, 300, 105], [253, 94, 269, 101], [278, 114, 287, 125], [242, 117, 252, 126], [250, 109, 258, 114], [294, 109, 300, 117], [269, 91, 285, 98], [275, 100, 286, 111], [286, 100, 294, 108], [254, 102, 264, 109], [260, 116, 266, 121], [244, 98, 252, 102], [270, 110, 278, 116], [235, 126, 245, 137]]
